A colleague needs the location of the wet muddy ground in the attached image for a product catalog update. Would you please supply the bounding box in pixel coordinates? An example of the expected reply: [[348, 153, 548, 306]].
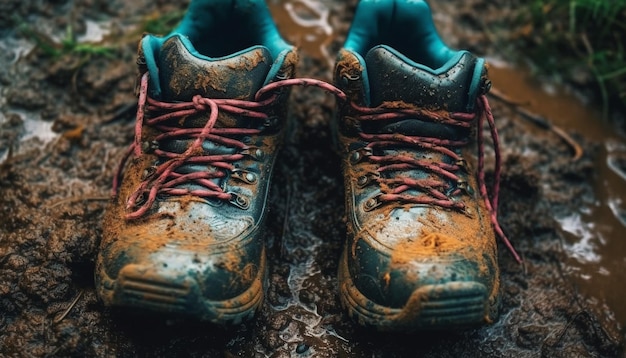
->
[[1, 0, 625, 357]]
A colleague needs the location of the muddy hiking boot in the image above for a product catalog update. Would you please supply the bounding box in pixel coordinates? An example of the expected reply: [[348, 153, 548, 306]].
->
[[333, 0, 520, 331], [95, 0, 297, 324]]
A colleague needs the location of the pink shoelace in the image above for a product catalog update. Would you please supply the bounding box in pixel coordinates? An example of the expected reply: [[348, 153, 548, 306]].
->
[[348, 95, 522, 263], [114, 72, 521, 263]]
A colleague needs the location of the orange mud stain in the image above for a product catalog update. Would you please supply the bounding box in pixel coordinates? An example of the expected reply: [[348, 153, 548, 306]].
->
[[162, 39, 235, 96], [392, 291, 425, 325], [217, 248, 244, 278], [187, 145, 206, 157], [258, 134, 281, 157], [165, 63, 187, 98], [336, 49, 363, 77], [334, 50, 366, 104], [281, 49, 299, 78], [341, 134, 499, 292], [102, 154, 157, 245], [219, 254, 265, 310], [398, 233, 467, 256], [140, 124, 161, 143], [199, 66, 227, 94], [103, 152, 215, 255], [173, 194, 209, 211], [240, 263, 257, 285], [226, 49, 267, 71], [377, 100, 418, 110], [382, 271, 391, 291], [99, 138, 266, 302], [100, 118, 279, 256], [376, 100, 456, 118]]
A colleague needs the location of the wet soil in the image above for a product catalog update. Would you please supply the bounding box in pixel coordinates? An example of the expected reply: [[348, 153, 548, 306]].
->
[[1, 0, 625, 357]]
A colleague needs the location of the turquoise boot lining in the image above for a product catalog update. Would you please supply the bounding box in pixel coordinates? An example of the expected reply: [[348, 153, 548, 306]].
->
[[344, 0, 456, 69], [342, 0, 485, 111]]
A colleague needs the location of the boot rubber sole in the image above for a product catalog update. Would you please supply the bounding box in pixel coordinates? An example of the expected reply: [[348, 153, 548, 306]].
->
[[96, 251, 266, 325], [338, 247, 494, 330]]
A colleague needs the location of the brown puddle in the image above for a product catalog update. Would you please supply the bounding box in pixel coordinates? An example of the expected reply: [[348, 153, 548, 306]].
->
[[489, 63, 626, 327]]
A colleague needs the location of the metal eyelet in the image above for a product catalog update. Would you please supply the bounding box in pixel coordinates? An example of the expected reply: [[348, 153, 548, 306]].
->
[[134, 192, 147, 206], [363, 194, 383, 212], [241, 147, 265, 161], [229, 192, 250, 209], [350, 147, 372, 164], [480, 79, 492, 95], [455, 158, 469, 172], [263, 116, 279, 127], [456, 179, 474, 196], [356, 172, 379, 188], [231, 168, 257, 184], [141, 140, 159, 154], [141, 165, 157, 180], [350, 151, 361, 163], [136, 54, 146, 66]]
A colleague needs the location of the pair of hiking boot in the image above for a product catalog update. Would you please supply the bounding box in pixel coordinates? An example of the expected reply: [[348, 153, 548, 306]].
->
[[95, 0, 518, 331]]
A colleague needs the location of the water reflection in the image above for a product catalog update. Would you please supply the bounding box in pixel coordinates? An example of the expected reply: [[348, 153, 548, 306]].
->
[[559, 213, 602, 265]]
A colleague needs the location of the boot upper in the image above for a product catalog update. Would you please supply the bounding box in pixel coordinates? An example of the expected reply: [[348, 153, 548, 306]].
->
[[334, 0, 499, 313], [96, 0, 297, 320]]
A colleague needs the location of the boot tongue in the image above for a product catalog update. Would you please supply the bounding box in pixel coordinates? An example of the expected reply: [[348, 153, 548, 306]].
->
[[157, 36, 272, 102], [363, 45, 477, 139]]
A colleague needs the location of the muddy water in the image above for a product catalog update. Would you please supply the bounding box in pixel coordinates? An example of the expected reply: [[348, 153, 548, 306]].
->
[[488, 64, 626, 326]]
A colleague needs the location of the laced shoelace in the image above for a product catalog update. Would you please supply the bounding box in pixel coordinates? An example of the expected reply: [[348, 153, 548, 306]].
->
[[347, 96, 521, 263], [354, 119, 472, 212], [114, 73, 521, 262], [113, 74, 345, 220]]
